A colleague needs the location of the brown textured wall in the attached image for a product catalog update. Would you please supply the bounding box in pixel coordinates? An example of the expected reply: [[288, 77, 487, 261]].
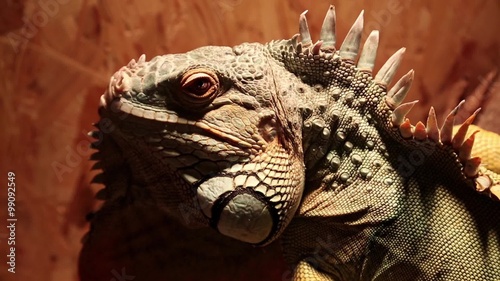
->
[[0, 0, 498, 280]]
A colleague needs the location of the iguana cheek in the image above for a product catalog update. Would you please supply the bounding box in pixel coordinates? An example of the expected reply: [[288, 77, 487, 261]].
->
[[193, 144, 305, 245]]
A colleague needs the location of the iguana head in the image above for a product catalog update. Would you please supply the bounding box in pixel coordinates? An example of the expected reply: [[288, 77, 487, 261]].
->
[[98, 41, 307, 244], [96, 5, 493, 246]]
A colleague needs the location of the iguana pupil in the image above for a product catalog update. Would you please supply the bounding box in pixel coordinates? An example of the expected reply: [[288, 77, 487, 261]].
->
[[186, 78, 210, 94]]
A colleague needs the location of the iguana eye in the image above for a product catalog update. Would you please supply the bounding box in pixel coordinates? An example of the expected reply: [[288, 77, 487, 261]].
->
[[180, 70, 219, 104]]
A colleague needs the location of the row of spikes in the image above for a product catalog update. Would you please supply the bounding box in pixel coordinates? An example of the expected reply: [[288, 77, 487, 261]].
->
[[384, 63, 499, 197], [295, 6, 498, 199], [388, 93, 500, 199], [293, 5, 406, 89], [391, 98, 482, 177]]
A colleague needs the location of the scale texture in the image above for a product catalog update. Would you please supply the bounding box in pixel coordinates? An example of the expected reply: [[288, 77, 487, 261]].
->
[[81, 6, 500, 281]]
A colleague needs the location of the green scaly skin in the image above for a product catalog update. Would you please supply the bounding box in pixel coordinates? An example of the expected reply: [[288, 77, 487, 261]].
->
[[82, 5, 500, 281]]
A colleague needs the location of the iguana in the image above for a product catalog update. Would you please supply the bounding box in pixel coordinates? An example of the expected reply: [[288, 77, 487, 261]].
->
[[82, 5, 500, 281]]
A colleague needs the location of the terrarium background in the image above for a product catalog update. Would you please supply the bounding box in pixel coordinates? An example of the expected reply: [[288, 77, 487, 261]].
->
[[1, 0, 499, 280]]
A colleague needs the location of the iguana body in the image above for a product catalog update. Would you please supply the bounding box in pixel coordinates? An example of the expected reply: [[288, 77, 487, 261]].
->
[[82, 6, 500, 280]]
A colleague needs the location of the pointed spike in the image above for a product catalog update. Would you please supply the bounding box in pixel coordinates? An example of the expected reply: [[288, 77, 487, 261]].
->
[[386, 69, 414, 109], [452, 108, 481, 150], [391, 100, 419, 126], [414, 121, 427, 140], [357, 30, 380, 73], [303, 47, 310, 56], [399, 119, 413, 138], [296, 42, 303, 54], [138, 54, 146, 64], [374, 47, 406, 86], [320, 5, 337, 51], [290, 33, 300, 49], [339, 10, 364, 61], [426, 107, 440, 142], [440, 100, 465, 144], [127, 58, 136, 68], [299, 11, 312, 47], [464, 156, 481, 177], [312, 41, 323, 55], [459, 130, 479, 162]]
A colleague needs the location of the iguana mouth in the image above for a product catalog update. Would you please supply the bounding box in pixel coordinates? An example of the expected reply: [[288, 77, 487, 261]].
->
[[103, 96, 255, 151]]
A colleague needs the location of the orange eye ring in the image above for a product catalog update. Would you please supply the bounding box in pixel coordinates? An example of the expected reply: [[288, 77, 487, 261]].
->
[[180, 69, 219, 104]]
